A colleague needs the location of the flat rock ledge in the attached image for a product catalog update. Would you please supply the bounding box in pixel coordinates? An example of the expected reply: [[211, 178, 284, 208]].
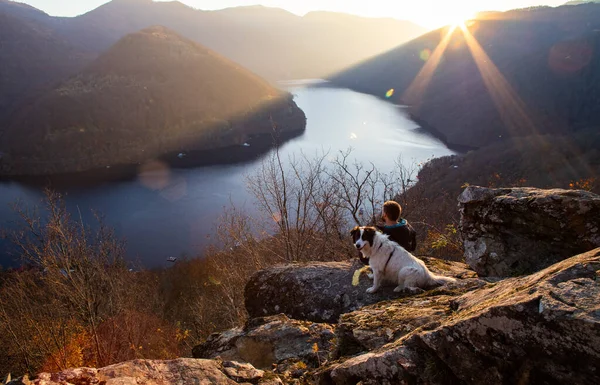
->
[[244, 258, 477, 323]]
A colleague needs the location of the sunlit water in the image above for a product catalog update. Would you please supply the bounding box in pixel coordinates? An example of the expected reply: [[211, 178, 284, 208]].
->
[[0, 85, 455, 268]]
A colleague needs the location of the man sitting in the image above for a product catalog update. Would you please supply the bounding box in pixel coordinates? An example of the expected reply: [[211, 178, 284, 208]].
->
[[358, 200, 417, 265], [378, 200, 417, 252]]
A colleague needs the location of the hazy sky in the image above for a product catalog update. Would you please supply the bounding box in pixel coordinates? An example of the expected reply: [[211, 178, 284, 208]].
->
[[19, 0, 567, 28]]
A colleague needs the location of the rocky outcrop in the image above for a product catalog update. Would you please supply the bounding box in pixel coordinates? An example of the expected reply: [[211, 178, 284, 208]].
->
[[8, 358, 278, 385], [192, 314, 335, 369], [37, 249, 595, 385], [244, 258, 475, 323], [334, 279, 488, 358], [319, 248, 600, 385], [459, 186, 600, 277]]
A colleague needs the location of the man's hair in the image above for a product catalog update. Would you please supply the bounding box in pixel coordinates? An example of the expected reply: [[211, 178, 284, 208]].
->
[[383, 200, 402, 222]]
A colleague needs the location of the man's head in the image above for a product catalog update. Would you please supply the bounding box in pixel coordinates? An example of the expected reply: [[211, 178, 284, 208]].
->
[[382, 200, 402, 223]]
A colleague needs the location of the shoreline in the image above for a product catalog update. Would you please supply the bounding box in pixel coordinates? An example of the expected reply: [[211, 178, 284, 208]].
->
[[0, 129, 304, 189], [318, 81, 478, 154]]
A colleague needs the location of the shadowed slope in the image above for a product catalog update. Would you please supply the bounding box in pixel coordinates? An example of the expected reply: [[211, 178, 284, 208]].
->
[[0, 11, 91, 121], [329, 4, 600, 149], [0, 26, 306, 176]]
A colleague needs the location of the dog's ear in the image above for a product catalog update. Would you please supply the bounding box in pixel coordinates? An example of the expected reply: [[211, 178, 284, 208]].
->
[[363, 227, 376, 236], [350, 226, 360, 236]]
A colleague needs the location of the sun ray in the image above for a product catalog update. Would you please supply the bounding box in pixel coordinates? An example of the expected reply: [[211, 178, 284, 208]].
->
[[402, 26, 457, 111], [400, 11, 593, 186], [459, 26, 539, 138], [458, 26, 594, 183]]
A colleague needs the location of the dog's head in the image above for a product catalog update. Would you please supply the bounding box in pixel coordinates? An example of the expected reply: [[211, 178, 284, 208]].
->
[[350, 226, 377, 252]]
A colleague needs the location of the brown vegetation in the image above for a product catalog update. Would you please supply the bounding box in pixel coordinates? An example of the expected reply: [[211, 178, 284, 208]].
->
[[0, 191, 188, 376]]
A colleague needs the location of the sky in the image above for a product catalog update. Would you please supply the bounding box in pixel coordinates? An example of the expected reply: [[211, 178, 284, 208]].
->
[[19, 0, 567, 28]]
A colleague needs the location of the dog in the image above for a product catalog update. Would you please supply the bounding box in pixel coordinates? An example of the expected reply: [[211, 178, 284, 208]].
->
[[350, 226, 456, 294]]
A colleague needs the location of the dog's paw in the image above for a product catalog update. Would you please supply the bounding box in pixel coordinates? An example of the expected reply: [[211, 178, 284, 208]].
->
[[366, 287, 378, 294], [367, 273, 374, 279], [393, 286, 404, 293], [404, 287, 425, 295]]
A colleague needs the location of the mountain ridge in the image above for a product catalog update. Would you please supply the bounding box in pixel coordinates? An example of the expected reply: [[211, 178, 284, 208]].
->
[[0, 0, 427, 81], [0, 26, 306, 176]]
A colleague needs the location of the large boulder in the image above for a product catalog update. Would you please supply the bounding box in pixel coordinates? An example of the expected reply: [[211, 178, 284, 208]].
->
[[11, 358, 275, 385], [318, 248, 600, 385], [244, 258, 475, 323], [459, 186, 600, 277], [334, 279, 488, 358], [192, 314, 335, 370]]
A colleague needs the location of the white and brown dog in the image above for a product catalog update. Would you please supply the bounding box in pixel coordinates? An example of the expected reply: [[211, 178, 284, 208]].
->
[[351, 226, 456, 293]]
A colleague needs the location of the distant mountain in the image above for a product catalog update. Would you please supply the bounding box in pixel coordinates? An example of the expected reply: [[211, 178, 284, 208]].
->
[[0, 27, 306, 176], [0, 10, 91, 121], [564, 1, 600, 5], [0, 0, 427, 82], [0, 0, 50, 22], [329, 3, 600, 149]]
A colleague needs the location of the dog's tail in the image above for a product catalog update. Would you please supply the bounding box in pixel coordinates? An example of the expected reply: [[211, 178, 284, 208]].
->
[[427, 273, 457, 287]]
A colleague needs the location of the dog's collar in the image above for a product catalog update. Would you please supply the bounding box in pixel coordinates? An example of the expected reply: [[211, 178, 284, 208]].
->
[[383, 250, 394, 274]]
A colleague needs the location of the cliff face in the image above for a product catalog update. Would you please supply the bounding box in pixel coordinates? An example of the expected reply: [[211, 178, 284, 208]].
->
[[0, 26, 306, 176], [8, 187, 600, 385]]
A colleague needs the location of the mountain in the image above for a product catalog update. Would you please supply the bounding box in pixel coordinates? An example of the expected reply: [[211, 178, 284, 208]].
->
[[0, 27, 306, 176], [564, 0, 600, 5], [329, 3, 600, 149], [0, 0, 427, 81], [0, 11, 91, 122], [0, 0, 50, 22]]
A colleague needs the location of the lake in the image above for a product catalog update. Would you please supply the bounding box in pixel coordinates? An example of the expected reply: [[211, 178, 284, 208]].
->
[[0, 84, 455, 268]]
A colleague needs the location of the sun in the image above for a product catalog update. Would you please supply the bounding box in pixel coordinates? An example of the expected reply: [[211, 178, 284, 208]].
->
[[447, 8, 477, 29], [420, 3, 478, 30]]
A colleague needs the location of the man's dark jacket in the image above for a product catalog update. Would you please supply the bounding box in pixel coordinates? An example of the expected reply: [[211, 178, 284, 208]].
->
[[378, 219, 417, 252]]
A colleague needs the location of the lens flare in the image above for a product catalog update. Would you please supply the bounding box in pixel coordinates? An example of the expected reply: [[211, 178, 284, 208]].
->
[[385, 88, 395, 98], [419, 49, 432, 62], [138, 160, 171, 190], [272, 212, 282, 223]]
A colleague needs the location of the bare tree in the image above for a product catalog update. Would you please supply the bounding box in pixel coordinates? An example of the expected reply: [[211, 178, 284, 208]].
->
[[246, 147, 351, 262], [0, 190, 181, 375], [244, 146, 426, 262]]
